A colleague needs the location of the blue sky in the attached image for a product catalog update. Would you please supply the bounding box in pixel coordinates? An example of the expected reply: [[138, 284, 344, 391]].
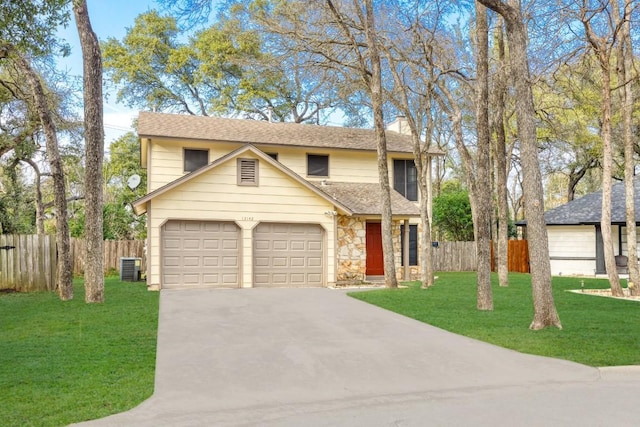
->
[[57, 0, 158, 143]]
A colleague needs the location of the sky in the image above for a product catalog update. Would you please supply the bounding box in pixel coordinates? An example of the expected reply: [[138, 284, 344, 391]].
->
[[56, 0, 159, 144]]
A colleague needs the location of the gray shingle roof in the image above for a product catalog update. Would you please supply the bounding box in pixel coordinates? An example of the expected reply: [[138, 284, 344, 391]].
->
[[541, 177, 640, 225], [312, 181, 420, 216], [137, 111, 444, 155]]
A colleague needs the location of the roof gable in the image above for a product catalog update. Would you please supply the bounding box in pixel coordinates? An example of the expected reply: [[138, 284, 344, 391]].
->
[[132, 144, 353, 216]]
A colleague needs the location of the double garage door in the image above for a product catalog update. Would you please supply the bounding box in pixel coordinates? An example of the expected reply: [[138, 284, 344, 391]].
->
[[161, 220, 323, 288]]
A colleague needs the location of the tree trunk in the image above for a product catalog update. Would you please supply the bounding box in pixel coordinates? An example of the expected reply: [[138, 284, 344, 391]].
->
[[363, 0, 397, 288], [17, 55, 73, 300], [74, 0, 105, 303], [616, 0, 640, 295], [478, 0, 561, 329], [22, 158, 45, 234], [475, 1, 493, 310], [493, 16, 509, 287], [437, 83, 478, 241], [598, 61, 622, 295], [580, 1, 623, 296]]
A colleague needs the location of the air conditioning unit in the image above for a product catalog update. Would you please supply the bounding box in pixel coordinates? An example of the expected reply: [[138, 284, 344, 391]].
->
[[120, 257, 142, 281]]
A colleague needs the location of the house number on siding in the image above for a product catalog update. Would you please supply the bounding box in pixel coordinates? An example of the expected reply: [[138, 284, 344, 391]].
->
[[242, 217, 254, 221]]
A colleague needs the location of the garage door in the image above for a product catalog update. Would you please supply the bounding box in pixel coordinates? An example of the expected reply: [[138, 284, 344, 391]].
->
[[162, 220, 239, 288], [253, 223, 324, 287]]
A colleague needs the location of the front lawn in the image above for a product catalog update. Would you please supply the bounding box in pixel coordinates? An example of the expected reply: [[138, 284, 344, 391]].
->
[[349, 272, 640, 367], [0, 277, 159, 427]]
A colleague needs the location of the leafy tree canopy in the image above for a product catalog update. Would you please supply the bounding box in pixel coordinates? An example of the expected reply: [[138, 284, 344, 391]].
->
[[0, 0, 70, 56], [433, 188, 474, 241]]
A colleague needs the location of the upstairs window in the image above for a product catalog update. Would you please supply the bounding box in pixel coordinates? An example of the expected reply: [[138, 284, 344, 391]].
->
[[307, 154, 329, 177], [238, 158, 258, 186], [394, 159, 418, 201], [266, 152, 279, 161], [400, 224, 418, 266], [184, 148, 209, 173]]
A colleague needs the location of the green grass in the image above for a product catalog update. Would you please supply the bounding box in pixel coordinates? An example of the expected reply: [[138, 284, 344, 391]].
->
[[349, 272, 640, 367], [0, 277, 159, 427]]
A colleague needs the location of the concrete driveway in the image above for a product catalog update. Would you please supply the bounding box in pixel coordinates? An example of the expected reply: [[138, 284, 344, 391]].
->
[[74, 288, 640, 426]]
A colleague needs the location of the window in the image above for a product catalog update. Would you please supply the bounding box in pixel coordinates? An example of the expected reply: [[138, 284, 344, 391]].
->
[[238, 158, 258, 186], [401, 224, 418, 266], [184, 149, 209, 172], [394, 159, 418, 201], [266, 152, 278, 161], [307, 154, 329, 177]]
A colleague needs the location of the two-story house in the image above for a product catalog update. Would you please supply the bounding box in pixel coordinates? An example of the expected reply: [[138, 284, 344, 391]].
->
[[132, 112, 443, 289]]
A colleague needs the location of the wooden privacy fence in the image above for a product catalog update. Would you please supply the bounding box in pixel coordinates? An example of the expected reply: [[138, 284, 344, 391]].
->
[[0, 236, 146, 292], [492, 240, 530, 273], [433, 240, 530, 273], [70, 238, 146, 276], [432, 241, 477, 271], [0, 234, 56, 292]]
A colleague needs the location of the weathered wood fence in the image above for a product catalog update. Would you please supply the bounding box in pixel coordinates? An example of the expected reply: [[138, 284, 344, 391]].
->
[[0, 234, 57, 292], [432, 241, 477, 271], [0, 235, 146, 292], [70, 238, 146, 276], [433, 240, 530, 273]]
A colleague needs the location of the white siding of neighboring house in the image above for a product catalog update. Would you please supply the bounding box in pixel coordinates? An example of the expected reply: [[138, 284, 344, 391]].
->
[[146, 152, 337, 288], [547, 225, 596, 276], [146, 138, 414, 192]]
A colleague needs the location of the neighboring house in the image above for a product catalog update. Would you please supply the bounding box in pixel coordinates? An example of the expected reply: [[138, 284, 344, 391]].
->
[[521, 178, 640, 276], [133, 112, 443, 289]]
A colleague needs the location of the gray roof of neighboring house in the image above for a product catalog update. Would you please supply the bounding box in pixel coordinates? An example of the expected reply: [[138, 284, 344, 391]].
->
[[313, 181, 420, 217], [538, 178, 640, 225], [137, 111, 444, 155]]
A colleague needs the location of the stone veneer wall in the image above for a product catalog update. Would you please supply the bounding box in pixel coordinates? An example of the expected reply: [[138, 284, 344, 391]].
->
[[336, 216, 422, 284], [336, 216, 367, 283]]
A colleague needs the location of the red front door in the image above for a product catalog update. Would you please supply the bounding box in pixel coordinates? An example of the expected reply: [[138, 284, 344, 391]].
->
[[366, 222, 384, 275]]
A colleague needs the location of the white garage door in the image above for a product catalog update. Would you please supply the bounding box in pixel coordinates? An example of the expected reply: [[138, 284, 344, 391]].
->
[[162, 220, 239, 288], [253, 223, 324, 287]]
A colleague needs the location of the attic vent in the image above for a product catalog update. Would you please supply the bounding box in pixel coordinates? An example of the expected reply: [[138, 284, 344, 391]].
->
[[238, 158, 258, 186]]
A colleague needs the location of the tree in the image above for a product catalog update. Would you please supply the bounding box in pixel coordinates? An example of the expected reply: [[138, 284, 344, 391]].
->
[[324, 0, 398, 288], [535, 59, 602, 203], [477, 0, 561, 329], [613, 0, 640, 296], [376, 1, 445, 289], [103, 132, 147, 240], [13, 53, 73, 300], [1, 0, 75, 299], [433, 190, 475, 241], [74, 0, 104, 303], [0, 1, 69, 56], [474, 1, 493, 310], [491, 16, 510, 287], [578, 0, 626, 297], [103, 10, 331, 123]]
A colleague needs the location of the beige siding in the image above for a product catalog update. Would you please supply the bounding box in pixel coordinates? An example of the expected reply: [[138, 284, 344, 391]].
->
[[148, 139, 228, 191], [146, 152, 336, 288], [147, 138, 414, 191]]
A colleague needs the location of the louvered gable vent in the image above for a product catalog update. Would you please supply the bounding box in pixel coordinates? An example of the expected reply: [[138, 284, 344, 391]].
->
[[238, 158, 258, 185]]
